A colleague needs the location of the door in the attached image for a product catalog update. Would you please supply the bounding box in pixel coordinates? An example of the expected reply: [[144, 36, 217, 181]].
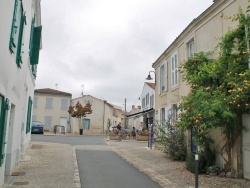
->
[[82, 119, 90, 130], [243, 114, 250, 179], [60, 117, 67, 133]]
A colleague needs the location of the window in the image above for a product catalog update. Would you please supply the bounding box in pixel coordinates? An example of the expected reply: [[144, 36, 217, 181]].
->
[[9, 0, 26, 67], [84, 100, 92, 105], [142, 97, 145, 109], [160, 64, 166, 92], [61, 99, 68, 110], [29, 15, 42, 78], [160, 107, 165, 127], [44, 116, 52, 127], [187, 39, 195, 58], [33, 97, 37, 108], [82, 119, 90, 129], [150, 94, 154, 108], [172, 104, 178, 122], [32, 115, 36, 121], [26, 97, 32, 133], [171, 53, 178, 87], [146, 93, 149, 106], [45, 98, 53, 109], [0, 96, 9, 166]]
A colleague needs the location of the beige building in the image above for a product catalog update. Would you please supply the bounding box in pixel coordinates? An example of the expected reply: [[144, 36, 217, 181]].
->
[[33, 88, 72, 132], [152, 0, 249, 178], [71, 95, 125, 134]]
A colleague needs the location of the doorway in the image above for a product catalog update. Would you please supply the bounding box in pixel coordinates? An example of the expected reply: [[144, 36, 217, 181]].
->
[[243, 114, 250, 179]]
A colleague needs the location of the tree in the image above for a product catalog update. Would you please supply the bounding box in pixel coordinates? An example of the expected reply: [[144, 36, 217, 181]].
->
[[68, 101, 92, 134], [178, 10, 250, 176]]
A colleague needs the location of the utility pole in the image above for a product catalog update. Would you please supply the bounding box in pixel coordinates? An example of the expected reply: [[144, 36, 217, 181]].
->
[[124, 98, 127, 113]]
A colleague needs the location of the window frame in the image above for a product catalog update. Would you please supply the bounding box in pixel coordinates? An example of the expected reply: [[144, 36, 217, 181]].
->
[[187, 39, 195, 58], [171, 52, 178, 87]]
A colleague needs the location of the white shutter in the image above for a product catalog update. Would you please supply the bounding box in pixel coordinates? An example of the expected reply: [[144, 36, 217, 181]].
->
[[165, 61, 168, 91], [157, 67, 160, 95]]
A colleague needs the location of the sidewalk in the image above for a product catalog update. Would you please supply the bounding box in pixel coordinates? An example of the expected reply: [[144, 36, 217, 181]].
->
[[2, 142, 79, 188]]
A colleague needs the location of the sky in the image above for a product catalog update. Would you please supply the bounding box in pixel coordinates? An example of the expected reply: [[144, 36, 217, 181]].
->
[[36, 0, 213, 111]]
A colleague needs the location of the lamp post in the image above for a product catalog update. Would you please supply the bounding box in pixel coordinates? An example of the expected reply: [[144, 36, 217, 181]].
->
[[146, 71, 156, 85]]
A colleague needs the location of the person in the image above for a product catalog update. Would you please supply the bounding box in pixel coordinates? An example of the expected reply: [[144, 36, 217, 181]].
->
[[131, 127, 136, 138], [116, 122, 121, 131]]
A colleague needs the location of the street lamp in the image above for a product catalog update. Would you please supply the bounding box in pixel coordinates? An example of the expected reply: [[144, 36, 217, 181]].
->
[[146, 71, 156, 85]]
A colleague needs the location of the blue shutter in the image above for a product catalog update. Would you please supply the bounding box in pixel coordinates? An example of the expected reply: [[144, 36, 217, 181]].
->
[[0, 98, 9, 166], [30, 26, 42, 65]]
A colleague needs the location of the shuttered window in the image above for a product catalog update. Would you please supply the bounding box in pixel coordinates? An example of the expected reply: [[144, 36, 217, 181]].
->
[[9, 0, 26, 67], [16, 12, 26, 67], [9, 0, 18, 53], [0, 96, 9, 166], [30, 26, 42, 65], [26, 97, 33, 133]]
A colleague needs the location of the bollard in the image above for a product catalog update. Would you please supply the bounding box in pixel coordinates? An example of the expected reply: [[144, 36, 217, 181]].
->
[[195, 154, 199, 188]]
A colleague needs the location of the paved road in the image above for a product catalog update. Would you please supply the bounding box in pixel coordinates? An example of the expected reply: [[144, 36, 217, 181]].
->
[[31, 134, 161, 188], [31, 134, 106, 145]]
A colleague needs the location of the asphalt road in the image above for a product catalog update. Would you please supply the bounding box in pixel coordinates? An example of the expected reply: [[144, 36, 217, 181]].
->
[[76, 150, 161, 188], [31, 134, 161, 188], [31, 134, 106, 145]]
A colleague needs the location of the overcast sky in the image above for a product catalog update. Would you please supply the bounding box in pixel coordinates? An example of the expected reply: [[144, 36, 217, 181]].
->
[[36, 0, 213, 111]]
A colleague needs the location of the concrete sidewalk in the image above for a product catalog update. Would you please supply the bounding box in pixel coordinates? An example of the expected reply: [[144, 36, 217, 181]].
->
[[2, 142, 79, 188]]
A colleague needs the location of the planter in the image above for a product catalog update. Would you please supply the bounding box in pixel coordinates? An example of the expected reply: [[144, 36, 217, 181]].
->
[[136, 135, 148, 141]]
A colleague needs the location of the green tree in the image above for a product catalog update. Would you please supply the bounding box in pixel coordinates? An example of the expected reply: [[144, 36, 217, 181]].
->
[[179, 10, 250, 175]]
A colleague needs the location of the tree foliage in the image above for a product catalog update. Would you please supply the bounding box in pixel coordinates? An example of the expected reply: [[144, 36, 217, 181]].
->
[[68, 101, 92, 119], [178, 10, 250, 172]]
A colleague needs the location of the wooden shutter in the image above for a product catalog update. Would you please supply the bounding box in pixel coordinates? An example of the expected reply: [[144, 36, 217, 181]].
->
[[30, 26, 42, 65], [26, 97, 33, 133], [16, 12, 26, 66], [0, 98, 9, 166]]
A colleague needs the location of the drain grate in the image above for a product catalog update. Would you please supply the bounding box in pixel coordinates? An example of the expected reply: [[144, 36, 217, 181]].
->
[[11, 172, 26, 176], [13, 181, 29, 185], [31, 144, 43, 149]]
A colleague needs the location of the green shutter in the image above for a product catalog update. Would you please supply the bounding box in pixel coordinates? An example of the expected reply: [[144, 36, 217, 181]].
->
[[26, 97, 33, 133], [9, 0, 18, 53], [16, 12, 26, 67], [29, 17, 35, 52], [30, 26, 42, 65], [0, 98, 9, 166]]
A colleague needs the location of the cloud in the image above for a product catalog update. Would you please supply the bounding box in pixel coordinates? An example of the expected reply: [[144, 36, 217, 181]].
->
[[37, 0, 213, 111]]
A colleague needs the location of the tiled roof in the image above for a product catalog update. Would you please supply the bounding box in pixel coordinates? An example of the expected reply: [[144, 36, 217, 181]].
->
[[146, 82, 155, 89], [35, 88, 72, 96]]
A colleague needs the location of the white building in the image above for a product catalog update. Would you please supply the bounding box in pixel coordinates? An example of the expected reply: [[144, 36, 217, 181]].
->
[[71, 95, 125, 134], [0, 0, 42, 186], [126, 82, 155, 130]]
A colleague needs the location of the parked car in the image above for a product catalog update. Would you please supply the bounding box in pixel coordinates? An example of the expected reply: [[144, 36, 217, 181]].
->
[[31, 121, 44, 134]]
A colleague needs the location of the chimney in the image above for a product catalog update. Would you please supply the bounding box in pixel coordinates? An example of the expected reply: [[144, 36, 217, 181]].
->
[[132, 105, 135, 109]]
